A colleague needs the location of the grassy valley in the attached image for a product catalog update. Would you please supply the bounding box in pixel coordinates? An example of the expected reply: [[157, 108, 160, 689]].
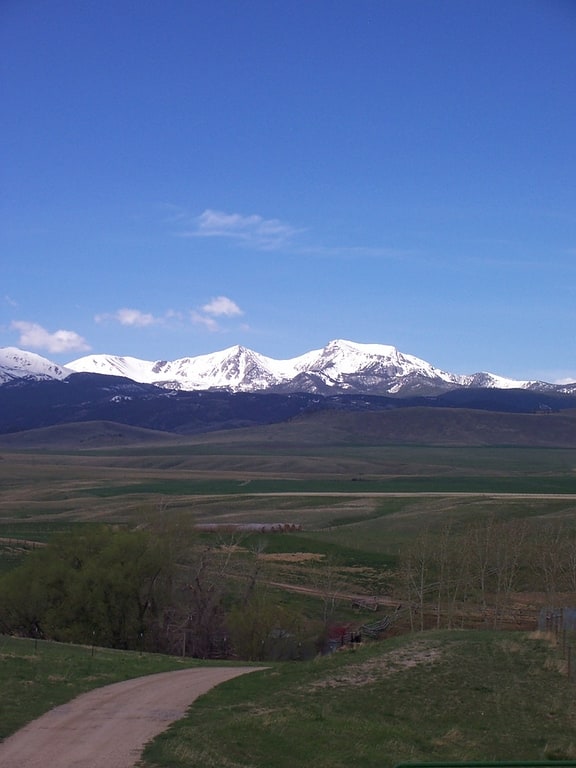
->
[[2, 409, 576, 763]]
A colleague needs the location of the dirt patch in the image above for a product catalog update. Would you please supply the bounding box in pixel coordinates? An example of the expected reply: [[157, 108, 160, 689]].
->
[[309, 641, 441, 689], [259, 552, 325, 563]]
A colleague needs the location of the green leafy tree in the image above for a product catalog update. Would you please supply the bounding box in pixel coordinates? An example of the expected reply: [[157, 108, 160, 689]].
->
[[0, 526, 172, 650]]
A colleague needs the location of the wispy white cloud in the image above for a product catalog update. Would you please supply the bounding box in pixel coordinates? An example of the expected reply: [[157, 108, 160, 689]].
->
[[4, 295, 18, 308], [11, 321, 90, 354], [202, 296, 243, 318], [168, 205, 412, 260], [183, 209, 301, 250], [165, 308, 185, 322], [94, 298, 245, 335], [95, 308, 159, 327], [191, 295, 245, 332], [190, 311, 219, 332]]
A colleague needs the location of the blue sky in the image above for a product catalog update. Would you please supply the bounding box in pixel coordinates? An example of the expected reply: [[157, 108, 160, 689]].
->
[[2, 1, 575, 382]]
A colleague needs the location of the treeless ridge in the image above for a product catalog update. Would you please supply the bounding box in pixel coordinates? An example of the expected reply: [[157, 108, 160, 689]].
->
[[0, 666, 265, 768]]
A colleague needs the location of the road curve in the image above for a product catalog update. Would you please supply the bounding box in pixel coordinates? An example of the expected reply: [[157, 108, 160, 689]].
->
[[0, 666, 265, 768]]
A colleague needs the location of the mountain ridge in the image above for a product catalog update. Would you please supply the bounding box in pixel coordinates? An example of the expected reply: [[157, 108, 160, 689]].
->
[[3, 339, 571, 396], [1, 366, 576, 439]]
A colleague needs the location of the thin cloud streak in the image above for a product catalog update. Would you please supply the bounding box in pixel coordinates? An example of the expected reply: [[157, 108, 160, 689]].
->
[[171, 206, 411, 260], [179, 209, 302, 250], [190, 311, 219, 332]]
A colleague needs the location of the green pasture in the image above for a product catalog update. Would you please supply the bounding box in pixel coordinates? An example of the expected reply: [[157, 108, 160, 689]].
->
[[2, 437, 576, 634], [7, 442, 576, 498], [141, 630, 576, 768], [2, 441, 576, 526], [0, 521, 104, 542], [133, 443, 576, 474], [74, 472, 576, 498]]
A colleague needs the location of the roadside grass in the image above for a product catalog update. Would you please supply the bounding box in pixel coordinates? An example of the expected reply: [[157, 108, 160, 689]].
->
[[3, 630, 576, 766], [142, 630, 576, 768], [0, 634, 215, 741], [75, 475, 576, 497]]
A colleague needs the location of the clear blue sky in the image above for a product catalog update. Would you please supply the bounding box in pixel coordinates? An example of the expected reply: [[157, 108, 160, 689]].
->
[[2, 0, 575, 382]]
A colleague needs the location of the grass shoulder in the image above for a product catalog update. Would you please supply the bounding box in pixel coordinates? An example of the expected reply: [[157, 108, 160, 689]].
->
[[0, 635, 254, 741]]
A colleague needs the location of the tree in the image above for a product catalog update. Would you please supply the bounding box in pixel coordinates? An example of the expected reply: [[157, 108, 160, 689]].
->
[[0, 526, 172, 650], [228, 585, 303, 661]]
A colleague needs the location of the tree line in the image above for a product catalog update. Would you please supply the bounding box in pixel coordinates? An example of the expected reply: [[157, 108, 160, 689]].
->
[[398, 517, 576, 630], [0, 518, 306, 660], [3, 514, 575, 657]]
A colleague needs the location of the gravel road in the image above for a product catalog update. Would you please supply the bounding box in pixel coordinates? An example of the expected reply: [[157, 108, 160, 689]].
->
[[0, 666, 265, 768]]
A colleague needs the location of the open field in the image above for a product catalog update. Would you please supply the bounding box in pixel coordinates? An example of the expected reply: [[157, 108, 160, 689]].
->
[[2, 418, 576, 569], [3, 629, 576, 768], [2, 437, 576, 557], [3, 419, 576, 763], [2, 420, 576, 637], [2, 423, 576, 524]]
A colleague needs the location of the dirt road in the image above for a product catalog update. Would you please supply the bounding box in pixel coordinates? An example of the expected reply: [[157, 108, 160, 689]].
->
[[0, 666, 265, 768]]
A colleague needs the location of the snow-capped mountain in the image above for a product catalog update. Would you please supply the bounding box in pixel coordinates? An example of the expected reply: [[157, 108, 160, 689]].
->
[[66, 345, 286, 391], [0, 347, 71, 385], [65, 339, 462, 394], [2, 339, 570, 396], [282, 339, 464, 395], [64, 339, 548, 396]]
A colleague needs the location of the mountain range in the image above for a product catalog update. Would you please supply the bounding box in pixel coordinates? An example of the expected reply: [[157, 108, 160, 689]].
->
[[1, 339, 573, 396], [1, 340, 575, 440]]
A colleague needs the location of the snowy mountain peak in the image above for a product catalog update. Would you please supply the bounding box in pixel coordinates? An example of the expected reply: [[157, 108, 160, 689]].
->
[[0, 347, 71, 384], [325, 339, 398, 356]]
